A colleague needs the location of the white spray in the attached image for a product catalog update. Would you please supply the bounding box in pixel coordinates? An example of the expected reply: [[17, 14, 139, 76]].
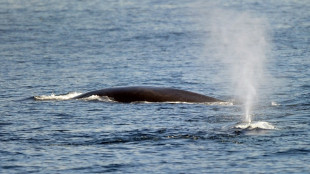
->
[[207, 9, 270, 123]]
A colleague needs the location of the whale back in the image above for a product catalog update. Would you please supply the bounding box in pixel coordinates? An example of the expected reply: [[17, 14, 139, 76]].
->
[[74, 86, 223, 103]]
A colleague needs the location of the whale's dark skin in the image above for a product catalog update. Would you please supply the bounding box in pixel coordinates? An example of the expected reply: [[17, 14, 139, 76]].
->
[[74, 86, 224, 103]]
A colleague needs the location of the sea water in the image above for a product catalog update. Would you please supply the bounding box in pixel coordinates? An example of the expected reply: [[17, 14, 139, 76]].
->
[[1, 0, 309, 173]]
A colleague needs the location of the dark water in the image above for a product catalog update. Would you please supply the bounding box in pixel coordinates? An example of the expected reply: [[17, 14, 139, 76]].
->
[[1, 0, 309, 173]]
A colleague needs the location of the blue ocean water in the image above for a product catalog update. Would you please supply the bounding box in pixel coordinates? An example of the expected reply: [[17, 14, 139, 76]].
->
[[1, 0, 309, 173]]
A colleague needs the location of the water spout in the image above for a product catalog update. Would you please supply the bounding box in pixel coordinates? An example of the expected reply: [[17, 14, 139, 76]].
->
[[206, 9, 270, 122]]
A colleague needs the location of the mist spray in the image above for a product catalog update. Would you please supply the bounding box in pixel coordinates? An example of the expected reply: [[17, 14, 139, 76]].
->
[[209, 9, 269, 123]]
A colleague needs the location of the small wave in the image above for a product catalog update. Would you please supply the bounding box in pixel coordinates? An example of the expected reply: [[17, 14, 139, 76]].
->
[[234, 121, 275, 130], [34, 92, 82, 100]]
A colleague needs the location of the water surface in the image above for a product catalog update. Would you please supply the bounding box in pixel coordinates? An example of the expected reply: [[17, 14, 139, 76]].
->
[[1, 0, 309, 173]]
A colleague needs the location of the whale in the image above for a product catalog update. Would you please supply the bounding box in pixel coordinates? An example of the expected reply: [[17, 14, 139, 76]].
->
[[74, 86, 224, 103]]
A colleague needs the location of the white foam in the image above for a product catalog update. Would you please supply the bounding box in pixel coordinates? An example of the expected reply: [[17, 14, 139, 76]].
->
[[204, 101, 234, 106], [271, 101, 280, 106], [80, 95, 114, 102], [34, 92, 82, 100], [34, 93, 115, 102], [234, 121, 275, 130]]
